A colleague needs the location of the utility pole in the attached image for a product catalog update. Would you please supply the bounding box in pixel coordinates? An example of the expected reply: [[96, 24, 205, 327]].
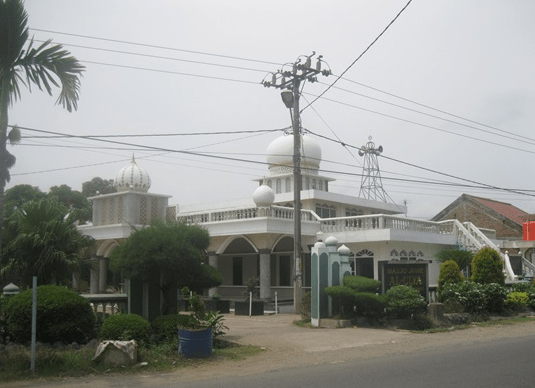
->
[[263, 53, 330, 312]]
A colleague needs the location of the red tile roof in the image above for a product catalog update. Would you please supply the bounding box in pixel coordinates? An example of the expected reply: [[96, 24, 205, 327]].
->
[[472, 196, 528, 225]]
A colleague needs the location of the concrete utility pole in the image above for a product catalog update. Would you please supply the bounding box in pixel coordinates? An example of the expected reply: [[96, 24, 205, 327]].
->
[[263, 53, 330, 312]]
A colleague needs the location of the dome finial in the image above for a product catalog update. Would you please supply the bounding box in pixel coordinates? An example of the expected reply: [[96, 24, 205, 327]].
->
[[131, 154, 136, 164]]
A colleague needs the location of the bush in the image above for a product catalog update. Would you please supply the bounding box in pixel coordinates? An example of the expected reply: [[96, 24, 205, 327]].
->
[[506, 292, 529, 312], [386, 285, 427, 318], [481, 283, 507, 314], [343, 276, 381, 293], [353, 293, 387, 318], [324, 286, 358, 316], [438, 281, 487, 314], [438, 260, 464, 290], [99, 314, 151, 346], [471, 247, 505, 285], [151, 314, 194, 344], [3, 285, 96, 345]]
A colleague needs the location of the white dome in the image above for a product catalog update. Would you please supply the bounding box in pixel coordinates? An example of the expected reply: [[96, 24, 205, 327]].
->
[[253, 183, 275, 207], [114, 155, 151, 192], [338, 244, 350, 256], [325, 235, 338, 246], [266, 133, 321, 171]]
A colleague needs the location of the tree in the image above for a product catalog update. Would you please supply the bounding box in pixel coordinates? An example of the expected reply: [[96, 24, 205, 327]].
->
[[438, 259, 464, 290], [0, 0, 84, 267], [110, 220, 222, 311], [435, 249, 473, 275], [82, 177, 117, 198], [3, 183, 45, 218], [1, 198, 94, 288], [471, 247, 505, 285], [48, 184, 91, 222]]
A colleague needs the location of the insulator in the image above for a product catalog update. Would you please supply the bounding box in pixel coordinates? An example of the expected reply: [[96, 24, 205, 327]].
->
[[305, 57, 311, 68], [272, 73, 277, 85]]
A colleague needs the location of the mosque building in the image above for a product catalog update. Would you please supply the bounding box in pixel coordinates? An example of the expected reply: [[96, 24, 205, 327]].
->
[[79, 133, 521, 303]]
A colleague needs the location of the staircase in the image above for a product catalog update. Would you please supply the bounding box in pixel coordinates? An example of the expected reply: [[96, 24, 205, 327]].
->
[[450, 220, 517, 282]]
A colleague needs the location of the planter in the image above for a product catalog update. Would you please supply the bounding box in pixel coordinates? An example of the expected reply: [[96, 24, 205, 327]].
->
[[178, 327, 212, 358], [205, 299, 230, 314], [234, 301, 264, 316]]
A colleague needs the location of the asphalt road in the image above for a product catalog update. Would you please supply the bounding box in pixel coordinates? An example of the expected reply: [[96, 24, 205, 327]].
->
[[175, 335, 534, 388]]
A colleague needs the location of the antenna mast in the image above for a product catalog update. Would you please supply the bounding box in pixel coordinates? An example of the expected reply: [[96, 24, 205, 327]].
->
[[358, 136, 388, 202]]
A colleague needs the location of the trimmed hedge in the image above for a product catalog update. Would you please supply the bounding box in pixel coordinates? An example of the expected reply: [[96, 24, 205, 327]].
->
[[99, 314, 151, 346], [471, 247, 505, 285], [386, 285, 427, 318], [343, 276, 381, 293], [438, 260, 463, 290], [3, 285, 96, 345]]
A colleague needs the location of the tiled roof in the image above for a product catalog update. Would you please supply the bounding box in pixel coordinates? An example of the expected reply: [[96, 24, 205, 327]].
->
[[471, 196, 528, 226]]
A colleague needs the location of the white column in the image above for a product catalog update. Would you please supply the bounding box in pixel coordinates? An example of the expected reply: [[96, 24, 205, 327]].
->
[[259, 249, 271, 301], [89, 254, 99, 294], [208, 252, 218, 297], [99, 257, 108, 293]]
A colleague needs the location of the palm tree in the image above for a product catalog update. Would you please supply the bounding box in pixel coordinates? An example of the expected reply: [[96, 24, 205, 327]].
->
[[2, 198, 94, 288], [0, 0, 84, 266]]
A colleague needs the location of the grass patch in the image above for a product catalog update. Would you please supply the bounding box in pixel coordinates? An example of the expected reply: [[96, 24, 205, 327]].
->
[[0, 342, 264, 384], [416, 315, 535, 334]]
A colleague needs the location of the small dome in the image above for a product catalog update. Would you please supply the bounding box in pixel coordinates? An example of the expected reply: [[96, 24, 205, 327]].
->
[[325, 235, 338, 246], [338, 244, 350, 256], [266, 133, 322, 171], [253, 183, 275, 207], [115, 155, 151, 192]]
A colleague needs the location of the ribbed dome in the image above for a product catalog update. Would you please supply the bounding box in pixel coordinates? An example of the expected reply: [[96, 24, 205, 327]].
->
[[253, 183, 275, 207], [114, 155, 151, 192], [338, 244, 350, 256], [325, 235, 338, 246], [266, 133, 321, 171]]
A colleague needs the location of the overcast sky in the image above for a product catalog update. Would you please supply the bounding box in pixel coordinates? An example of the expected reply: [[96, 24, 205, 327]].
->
[[6, 0, 535, 219]]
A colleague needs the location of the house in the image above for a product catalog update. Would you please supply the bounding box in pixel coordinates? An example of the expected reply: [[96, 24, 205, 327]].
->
[[431, 194, 527, 239], [80, 134, 529, 308]]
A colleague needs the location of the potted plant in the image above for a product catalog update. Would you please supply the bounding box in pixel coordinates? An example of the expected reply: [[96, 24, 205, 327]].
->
[[178, 291, 228, 358], [204, 293, 230, 314], [234, 277, 264, 316]]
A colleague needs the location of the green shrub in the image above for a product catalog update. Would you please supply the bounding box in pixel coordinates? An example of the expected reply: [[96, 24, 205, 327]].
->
[[3, 285, 96, 345], [438, 281, 487, 314], [324, 286, 358, 316], [509, 282, 534, 293], [438, 260, 464, 290], [471, 247, 505, 285], [506, 292, 529, 311], [353, 292, 387, 318], [481, 283, 507, 314], [151, 314, 195, 344], [343, 276, 381, 293], [386, 285, 427, 318], [99, 314, 151, 346]]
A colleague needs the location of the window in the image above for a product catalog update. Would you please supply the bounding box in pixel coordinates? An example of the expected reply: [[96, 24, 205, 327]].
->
[[232, 257, 243, 285], [312, 179, 316, 189], [285, 177, 291, 192], [316, 203, 336, 218], [319, 180, 323, 191], [276, 179, 281, 194], [279, 255, 291, 286]]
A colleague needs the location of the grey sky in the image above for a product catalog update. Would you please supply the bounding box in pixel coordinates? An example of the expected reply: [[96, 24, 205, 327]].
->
[[7, 0, 535, 219]]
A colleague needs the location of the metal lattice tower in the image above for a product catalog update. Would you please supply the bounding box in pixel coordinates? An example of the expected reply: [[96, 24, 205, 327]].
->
[[358, 136, 388, 202]]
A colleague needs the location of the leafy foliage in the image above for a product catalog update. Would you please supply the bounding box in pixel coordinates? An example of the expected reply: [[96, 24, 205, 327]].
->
[[324, 286, 386, 318], [3, 285, 96, 344], [243, 277, 260, 301], [48, 185, 91, 222], [3, 184, 45, 218], [505, 292, 529, 311], [151, 314, 194, 344], [471, 247, 505, 285], [438, 260, 464, 289], [343, 275, 381, 293], [2, 198, 94, 288], [99, 313, 151, 346], [81, 177, 117, 197], [438, 281, 508, 314], [0, 0, 84, 266], [385, 285, 427, 318], [435, 249, 473, 271]]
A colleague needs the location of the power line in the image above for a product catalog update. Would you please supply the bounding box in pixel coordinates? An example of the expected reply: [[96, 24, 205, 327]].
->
[[33, 39, 271, 74], [29, 28, 282, 66], [301, 0, 413, 112], [304, 92, 535, 156], [82, 60, 259, 84]]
